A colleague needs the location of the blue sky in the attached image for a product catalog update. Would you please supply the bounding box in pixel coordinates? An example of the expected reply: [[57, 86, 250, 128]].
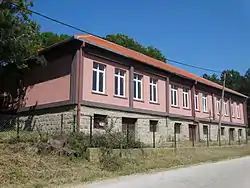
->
[[32, 0, 250, 77]]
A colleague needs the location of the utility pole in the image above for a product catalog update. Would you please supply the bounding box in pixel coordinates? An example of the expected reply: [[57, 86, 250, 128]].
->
[[218, 73, 226, 146]]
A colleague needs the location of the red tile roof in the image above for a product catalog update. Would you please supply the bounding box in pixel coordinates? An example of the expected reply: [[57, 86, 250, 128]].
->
[[75, 34, 247, 98]]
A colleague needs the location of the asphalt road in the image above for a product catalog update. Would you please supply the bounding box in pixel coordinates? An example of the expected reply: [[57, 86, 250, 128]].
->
[[75, 156, 250, 188]]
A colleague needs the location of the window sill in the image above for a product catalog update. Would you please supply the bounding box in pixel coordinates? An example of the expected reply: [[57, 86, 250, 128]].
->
[[92, 91, 108, 96], [133, 98, 144, 103], [171, 105, 180, 109], [224, 115, 229, 117], [195, 109, 200, 112], [149, 101, 160, 105], [114, 95, 127, 99], [237, 117, 241, 119], [183, 107, 191, 110], [203, 111, 209, 114]]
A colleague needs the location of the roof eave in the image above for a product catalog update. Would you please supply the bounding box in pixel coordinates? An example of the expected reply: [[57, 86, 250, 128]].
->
[[74, 35, 248, 99], [39, 36, 75, 53]]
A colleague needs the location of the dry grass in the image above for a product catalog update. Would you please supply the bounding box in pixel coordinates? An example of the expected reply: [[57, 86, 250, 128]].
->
[[1, 142, 250, 188]]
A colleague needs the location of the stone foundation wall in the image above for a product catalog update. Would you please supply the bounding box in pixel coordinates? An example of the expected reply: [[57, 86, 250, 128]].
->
[[80, 106, 168, 147], [80, 105, 247, 147], [0, 105, 76, 134]]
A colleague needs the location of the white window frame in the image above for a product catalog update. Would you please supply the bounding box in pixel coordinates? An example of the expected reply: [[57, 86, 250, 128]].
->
[[92, 62, 105, 93], [133, 73, 143, 100], [224, 101, 228, 116], [202, 94, 208, 112], [236, 104, 241, 118], [194, 92, 199, 111], [114, 68, 125, 97], [171, 84, 178, 107], [231, 103, 235, 117], [149, 78, 158, 103], [217, 99, 221, 115], [182, 88, 189, 109]]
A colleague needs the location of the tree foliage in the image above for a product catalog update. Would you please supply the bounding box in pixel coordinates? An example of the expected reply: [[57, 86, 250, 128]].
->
[[202, 73, 221, 84], [221, 70, 243, 91], [0, 0, 46, 111], [202, 69, 248, 95], [203, 69, 250, 128], [105, 34, 166, 62], [40, 32, 70, 48], [0, 0, 44, 69]]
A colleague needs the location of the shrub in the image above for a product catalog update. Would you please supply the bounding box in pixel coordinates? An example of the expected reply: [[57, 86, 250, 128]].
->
[[91, 132, 145, 149], [67, 132, 88, 158]]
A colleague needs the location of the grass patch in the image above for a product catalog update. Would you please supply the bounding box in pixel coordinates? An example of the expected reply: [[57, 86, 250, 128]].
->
[[1, 143, 250, 188]]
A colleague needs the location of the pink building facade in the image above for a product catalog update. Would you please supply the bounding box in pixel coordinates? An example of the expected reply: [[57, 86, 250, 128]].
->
[[10, 35, 248, 146]]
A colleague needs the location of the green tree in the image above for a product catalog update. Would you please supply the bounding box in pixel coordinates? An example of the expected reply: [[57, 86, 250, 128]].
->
[[221, 70, 243, 91], [105, 34, 166, 62], [0, 0, 44, 69], [0, 0, 44, 111], [40, 32, 70, 48], [202, 73, 221, 84]]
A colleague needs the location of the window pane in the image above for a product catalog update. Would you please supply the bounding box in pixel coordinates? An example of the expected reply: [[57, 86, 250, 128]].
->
[[138, 82, 141, 99], [92, 71, 97, 91], [185, 94, 188, 107], [99, 64, 105, 71], [93, 62, 98, 69], [133, 81, 136, 98], [153, 86, 156, 102], [171, 90, 174, 105], [120, 77, 124, 96], [174, 91, 177, 105], [182, 93, 185, 106], [150, 85, 152, 101], [115, 69, 119, 75], [99, 72, 104, 92], [115, 76, 118, 95]]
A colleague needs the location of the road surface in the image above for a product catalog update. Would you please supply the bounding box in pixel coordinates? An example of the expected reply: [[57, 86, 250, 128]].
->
[[74, 156, 250, 188]]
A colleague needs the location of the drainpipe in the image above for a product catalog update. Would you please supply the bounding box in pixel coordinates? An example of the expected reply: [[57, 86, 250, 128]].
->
[[76, 42, 85, 131]]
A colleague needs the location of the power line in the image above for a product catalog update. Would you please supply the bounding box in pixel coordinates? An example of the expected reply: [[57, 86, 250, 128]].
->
[[166, 58, 222, 73], [10, 2, 222, 74]]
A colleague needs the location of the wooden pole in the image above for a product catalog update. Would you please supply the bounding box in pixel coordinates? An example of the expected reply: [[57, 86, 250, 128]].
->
[[218, 73, 226, 146]]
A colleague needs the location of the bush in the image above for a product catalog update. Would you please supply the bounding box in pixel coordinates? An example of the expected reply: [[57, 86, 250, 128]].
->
[[91, 132, 145, 149], [67, 132, 88, 158]]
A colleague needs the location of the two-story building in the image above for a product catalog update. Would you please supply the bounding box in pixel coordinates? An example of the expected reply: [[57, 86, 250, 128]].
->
[[13, 34, 248, 146]]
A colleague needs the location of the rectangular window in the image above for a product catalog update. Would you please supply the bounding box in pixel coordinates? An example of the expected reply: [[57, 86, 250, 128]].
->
[[182, 88, 189, 108], [171, 84, 178, 107], [194, 92, 199, 111], [203, 125, 208, 135], [133, 74, 143, 100], [236, 104, 241, 118], [174, 123, 181, 134], [150, 78, 158, 103], [92, 62, 105, 93], [231, 103, 235, 117], [202, 94, 208, 112], [224, 101, 228, 116], [114, 68, 125, 97], [149, 120, 158, 132], [217, 99, 221, 115], [238, 129, 242, 137], [94, 114, 107, 129], [221, 127, 225, 136]]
